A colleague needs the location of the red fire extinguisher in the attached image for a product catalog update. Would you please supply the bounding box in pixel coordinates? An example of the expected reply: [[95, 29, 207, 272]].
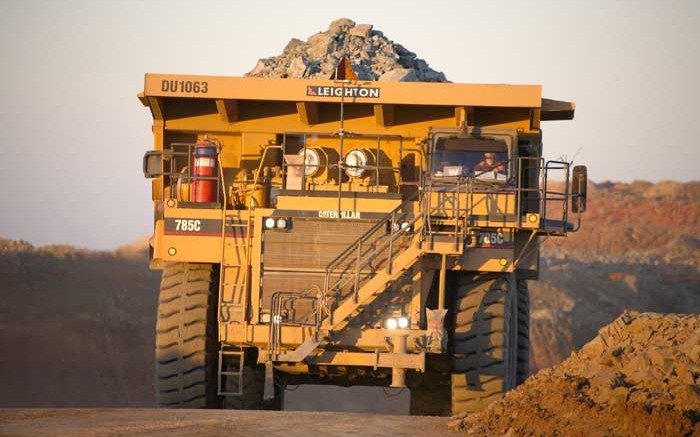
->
[[191, 139, 218, 202]]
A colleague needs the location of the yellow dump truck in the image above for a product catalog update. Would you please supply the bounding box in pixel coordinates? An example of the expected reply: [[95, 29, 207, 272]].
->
[[140, 72, 586, 415]]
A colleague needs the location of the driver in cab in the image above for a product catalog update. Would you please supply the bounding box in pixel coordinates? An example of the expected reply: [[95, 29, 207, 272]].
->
[[474, 152, 506, 177]]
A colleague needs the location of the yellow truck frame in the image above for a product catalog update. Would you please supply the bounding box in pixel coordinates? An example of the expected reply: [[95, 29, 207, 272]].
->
[[140, 73, 586, 415]]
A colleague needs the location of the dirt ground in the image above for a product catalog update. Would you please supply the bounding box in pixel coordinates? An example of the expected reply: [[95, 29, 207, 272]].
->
[[0, 409, 461, 437], [450, 312, 700, 437]]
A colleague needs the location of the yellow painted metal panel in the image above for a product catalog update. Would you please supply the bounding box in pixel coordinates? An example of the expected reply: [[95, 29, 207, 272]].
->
[[144, 74, 543, 108]]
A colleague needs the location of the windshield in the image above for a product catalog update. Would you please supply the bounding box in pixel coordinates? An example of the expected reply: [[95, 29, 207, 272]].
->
[[431, 137, 509, 181]]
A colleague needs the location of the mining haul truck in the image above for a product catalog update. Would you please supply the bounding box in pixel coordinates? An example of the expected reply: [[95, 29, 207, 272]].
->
[[140, 71, 586, 415]]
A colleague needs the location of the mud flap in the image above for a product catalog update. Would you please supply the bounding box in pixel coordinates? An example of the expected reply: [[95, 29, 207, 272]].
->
[[426, 308, 448, 353], [263, 362, 275, 400]]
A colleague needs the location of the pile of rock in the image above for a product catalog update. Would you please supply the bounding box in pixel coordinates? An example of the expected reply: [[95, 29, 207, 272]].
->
[[450, 311, 700, 436], [246, 18, 448, 82]]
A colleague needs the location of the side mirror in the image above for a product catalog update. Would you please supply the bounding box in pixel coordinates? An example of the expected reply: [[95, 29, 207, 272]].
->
[[571, 165, 587, 213], [143, 151, 162, 179]]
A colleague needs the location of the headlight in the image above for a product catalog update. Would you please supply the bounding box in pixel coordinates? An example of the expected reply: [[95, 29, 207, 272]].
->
[[390, 220, 413, 233], [276, 218, 288, 229], [385, 318, 398, 330], [344, 149, 368, 178], [298, 148, 321, 177], [265, 217, 291, 230], [397, 316, 409, 329]]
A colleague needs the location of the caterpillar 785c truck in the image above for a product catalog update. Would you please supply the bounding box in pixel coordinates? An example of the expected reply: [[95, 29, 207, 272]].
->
[[140, 72, 586, 415]]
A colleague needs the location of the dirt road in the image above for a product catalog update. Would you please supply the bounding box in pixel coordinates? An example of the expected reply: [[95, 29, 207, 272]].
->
[[0, 409, 460, 437]]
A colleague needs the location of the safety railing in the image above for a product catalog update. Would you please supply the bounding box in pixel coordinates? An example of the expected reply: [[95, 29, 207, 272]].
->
[[541, 160, 571, 234], [422, 177, 472, 252], [268, 288, 321, 359], [317, 190, 421, 324], [423, 157, 574, 237], [514, 157, 572, 233]]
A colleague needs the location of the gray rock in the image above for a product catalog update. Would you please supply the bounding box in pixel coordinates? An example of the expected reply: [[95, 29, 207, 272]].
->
[[245, 19, 448, 82], [349, 24, 373, 39], [421, 70, 448, 82], [328, 18, 356, 34], [248, 60, 268, 76], [352, 64, 375, 80], [378, 68, 417, 82], [283, 38, 305, 53], [301, 60, 320, 77], [307, 33, 334, 59], [414, 59, 429, 71], [287, 57, 308, 78]]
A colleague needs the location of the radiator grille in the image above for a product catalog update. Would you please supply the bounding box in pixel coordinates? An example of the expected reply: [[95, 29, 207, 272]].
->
[[260, 218, 412, 315], [263, 219, 378, 270]]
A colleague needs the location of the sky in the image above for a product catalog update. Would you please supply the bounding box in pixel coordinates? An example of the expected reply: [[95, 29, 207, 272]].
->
[[0, 0, 698, 250]]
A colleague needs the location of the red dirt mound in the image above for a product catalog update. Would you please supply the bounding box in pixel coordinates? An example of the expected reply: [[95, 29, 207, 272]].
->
[[450, 312, 700, 437]]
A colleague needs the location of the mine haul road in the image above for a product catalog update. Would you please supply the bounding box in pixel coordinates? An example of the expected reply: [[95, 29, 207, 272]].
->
[[0, 409, 460, 437]]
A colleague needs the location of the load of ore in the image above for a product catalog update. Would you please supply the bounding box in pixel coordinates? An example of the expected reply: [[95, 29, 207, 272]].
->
[[246, 18, 448, 82], [450, 311, 700, 437]]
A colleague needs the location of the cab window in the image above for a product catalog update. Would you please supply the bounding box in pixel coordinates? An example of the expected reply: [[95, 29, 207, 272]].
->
[[431, 138, 509, 181]]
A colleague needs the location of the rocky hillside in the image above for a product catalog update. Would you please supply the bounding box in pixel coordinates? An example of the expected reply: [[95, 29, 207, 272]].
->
[[246, 18, 447, 82], [544, 180, 700, 263], [451, 312, 700, 436], [528, 181, 700, 371], [0, 238, 159, 407]]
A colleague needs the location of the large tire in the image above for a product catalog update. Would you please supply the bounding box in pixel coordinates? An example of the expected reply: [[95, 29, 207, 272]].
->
[[155, 262, 221, 408], [515, 278, 530, 386], [451, 272, 517, 415]]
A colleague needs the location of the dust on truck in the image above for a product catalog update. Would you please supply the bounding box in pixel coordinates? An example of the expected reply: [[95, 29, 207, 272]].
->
[[140, 72, 586, 415]]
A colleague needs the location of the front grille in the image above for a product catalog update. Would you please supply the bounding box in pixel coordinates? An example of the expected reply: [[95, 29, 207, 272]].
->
[[263, 219, 378, 270]]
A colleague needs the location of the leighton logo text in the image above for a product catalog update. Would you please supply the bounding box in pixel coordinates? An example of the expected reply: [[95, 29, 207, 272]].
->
[[307, 86, 380, 98]]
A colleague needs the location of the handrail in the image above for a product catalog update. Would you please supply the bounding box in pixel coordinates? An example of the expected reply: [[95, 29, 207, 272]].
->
[[216, 148, 228, 325], [325, 190, 420, 274], [321, 210, 425, 326], [268, 287, 322, 359], [282, 190, 424, 329]]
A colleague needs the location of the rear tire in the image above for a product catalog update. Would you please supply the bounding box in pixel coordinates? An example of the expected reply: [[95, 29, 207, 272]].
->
[[155, 262, 221, 408], [515, 278, 530, 385], [451, 272, 517, 415]]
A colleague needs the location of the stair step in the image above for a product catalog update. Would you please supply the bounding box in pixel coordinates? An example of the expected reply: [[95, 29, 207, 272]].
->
[[325, 244, 423, 333]]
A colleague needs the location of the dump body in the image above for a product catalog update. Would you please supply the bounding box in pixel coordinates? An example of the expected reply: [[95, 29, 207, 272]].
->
[[141, 74, 581, 406]]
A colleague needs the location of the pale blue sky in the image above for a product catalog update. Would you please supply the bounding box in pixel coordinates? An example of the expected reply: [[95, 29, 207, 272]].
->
[[0, 0, 698, 249]]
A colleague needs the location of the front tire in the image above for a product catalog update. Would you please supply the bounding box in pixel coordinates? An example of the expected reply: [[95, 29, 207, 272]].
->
[[515, 278, 530, 385], [451, 272, 517, 415], [155, 262, 221, 408]]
